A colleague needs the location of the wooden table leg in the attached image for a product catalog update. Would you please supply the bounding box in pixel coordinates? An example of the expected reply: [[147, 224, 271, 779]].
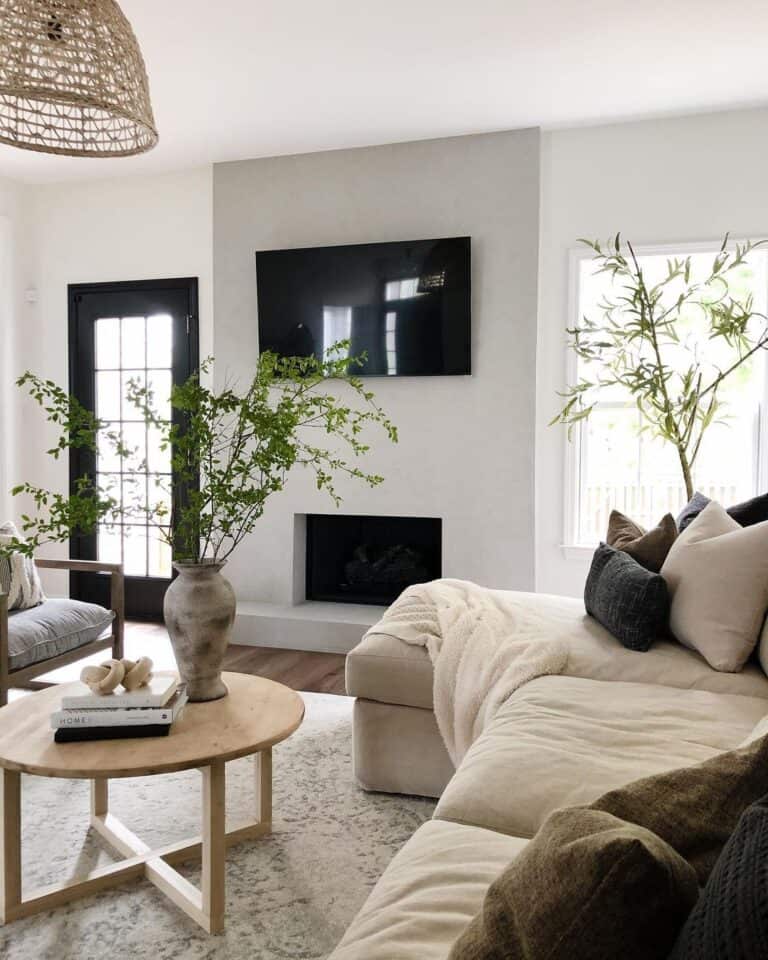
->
[[91, 778, 108, 818], [201, 761, 226, 934], [1, 769, 21, 924], [256, 748, 272, 829]]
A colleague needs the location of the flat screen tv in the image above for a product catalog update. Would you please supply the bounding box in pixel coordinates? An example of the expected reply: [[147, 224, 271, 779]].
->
[[256, 237, 471, 376]]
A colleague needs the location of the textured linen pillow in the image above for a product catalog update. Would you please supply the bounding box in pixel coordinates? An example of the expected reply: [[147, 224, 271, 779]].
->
[[660, 502, 768, 672], [0, 521, 45, 611], [606, 509, 677, 572], [584, 543, 669, 651], [677, 490, 768, 532], [670, 796, 768, 960], [448, 807, 698, 960]]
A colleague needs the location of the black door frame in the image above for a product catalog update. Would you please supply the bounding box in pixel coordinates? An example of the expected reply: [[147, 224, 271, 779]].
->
[[68, 277, 200, 620]]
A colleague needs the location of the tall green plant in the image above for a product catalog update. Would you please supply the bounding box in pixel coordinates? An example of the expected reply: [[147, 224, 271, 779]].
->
[[551, 234, 768, 499], [5, 345, 397, 563]]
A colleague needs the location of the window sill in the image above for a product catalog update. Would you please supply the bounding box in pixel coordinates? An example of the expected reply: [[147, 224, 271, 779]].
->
[[560, 544, 597, 561]]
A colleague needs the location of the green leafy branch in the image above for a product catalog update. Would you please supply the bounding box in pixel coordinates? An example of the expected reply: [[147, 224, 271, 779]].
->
[[4, 373, 134, 558]]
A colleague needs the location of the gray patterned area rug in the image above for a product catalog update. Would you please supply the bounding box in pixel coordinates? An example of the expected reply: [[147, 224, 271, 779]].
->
[[1, 692, 435, 960]]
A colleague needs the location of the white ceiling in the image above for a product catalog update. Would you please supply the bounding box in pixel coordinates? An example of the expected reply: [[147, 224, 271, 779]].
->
[[3, 0, 768, 183]]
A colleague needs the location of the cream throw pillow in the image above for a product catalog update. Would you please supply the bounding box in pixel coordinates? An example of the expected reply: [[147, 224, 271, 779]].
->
[[0, 521, 45, 610], [660, 502, 768, 672]]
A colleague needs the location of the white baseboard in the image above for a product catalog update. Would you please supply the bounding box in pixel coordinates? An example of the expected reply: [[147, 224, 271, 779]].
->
[[231, 600, 386, 655]]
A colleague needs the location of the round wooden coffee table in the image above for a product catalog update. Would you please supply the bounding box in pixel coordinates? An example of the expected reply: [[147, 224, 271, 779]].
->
[[0, 672, 304, 933]]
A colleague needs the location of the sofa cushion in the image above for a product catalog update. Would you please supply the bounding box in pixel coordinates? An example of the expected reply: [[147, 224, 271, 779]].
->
[[661, 502, 768, 672], [7, 598, 114, 671], [434, 675, 768, 839], [606, 509, 677, 572], [329, 819, 528, 960], [346, 631, 434, 709], [350, 592, 768, 712], [449, 808, 697, 960], [584, 543, 670, 651], [670, 795, 768, 960]]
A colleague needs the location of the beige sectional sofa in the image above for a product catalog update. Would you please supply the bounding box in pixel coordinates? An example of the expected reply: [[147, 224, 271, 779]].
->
[[332, 591, 768, 959]]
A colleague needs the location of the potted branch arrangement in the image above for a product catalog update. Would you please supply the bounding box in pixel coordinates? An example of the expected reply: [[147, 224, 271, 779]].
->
[[9, 346, 397, 701], [551, 234, 768, 499]]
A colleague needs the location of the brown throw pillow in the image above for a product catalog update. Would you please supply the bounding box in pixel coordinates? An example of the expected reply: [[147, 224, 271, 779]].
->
[[606, 509, 677, 573], [448, 807, 698, 960], [591, 731, 768, 884]]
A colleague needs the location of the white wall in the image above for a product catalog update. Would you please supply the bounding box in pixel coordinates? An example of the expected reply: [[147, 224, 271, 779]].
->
[[213, 130, 541, 604], [536, 106, 768, 596], [0, 176, 32, 520], [10, 167, 213, 590]]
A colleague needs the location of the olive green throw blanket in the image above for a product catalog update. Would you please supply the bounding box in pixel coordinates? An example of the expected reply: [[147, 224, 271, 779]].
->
[[450, 734, 768, 960]]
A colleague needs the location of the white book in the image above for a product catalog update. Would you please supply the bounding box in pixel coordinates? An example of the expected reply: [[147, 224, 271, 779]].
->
[[51, 687, 188, 729], [60, 671, 179, 710]]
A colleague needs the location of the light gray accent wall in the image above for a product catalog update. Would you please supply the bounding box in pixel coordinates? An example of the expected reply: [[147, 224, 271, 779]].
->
[[213, 130, 540, 603]]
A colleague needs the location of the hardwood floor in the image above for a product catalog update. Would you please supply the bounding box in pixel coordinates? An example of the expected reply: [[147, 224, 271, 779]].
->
[[126, 621, 348, 696]]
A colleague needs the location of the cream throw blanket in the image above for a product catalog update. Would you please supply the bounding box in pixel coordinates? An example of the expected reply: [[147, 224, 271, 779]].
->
[[363, 579, 569, 765]]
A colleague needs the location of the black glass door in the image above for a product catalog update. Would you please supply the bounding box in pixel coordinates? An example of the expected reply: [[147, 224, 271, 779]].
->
[[68, 279, 199, 619]]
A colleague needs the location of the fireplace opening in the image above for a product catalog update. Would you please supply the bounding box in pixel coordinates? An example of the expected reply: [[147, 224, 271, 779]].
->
[[305, 514, 442, 605]]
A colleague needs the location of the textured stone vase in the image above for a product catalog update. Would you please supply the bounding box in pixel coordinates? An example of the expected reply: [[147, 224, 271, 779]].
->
[[163, 561, 236, 702]]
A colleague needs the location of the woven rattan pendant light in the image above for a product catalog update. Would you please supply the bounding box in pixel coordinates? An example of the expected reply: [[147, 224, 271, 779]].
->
[[0, 0, 157, 157]]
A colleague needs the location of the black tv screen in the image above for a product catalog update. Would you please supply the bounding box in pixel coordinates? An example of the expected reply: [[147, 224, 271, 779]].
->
[[256, 237, 471, 376]]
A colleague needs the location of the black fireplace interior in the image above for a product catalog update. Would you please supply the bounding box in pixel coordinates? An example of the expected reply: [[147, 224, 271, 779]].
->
[[305, 514, 442, 605]]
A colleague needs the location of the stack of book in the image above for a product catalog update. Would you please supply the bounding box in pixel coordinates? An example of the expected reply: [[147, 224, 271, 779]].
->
[[51, 672, 187, 743]]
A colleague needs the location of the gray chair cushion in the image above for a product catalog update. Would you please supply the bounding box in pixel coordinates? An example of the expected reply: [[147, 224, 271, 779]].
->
[[7, 599, 114, 671]]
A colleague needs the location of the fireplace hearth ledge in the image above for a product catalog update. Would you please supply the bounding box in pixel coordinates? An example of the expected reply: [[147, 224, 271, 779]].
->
[[230, 600, 387, 654]]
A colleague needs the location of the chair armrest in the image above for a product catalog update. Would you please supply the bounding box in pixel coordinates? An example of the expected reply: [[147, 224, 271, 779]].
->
[[34, 558, 123, 574], [34, 558, 125, 659]]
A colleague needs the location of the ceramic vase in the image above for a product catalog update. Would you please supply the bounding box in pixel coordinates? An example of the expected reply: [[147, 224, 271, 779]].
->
[[163, 561, 236, 701]]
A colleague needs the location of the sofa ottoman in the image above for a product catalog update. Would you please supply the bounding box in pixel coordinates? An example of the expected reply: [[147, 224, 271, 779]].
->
[[346, 631, 453, 797]]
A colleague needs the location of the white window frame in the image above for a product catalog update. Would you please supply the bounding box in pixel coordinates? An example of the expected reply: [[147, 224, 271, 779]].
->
[[562, 239, 768, 556]]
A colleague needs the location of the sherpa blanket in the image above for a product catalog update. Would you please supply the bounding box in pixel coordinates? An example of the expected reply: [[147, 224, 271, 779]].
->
[[363, 579, 569, 765]]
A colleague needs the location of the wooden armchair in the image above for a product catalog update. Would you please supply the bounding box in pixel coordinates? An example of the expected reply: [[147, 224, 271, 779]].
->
[[0, 559, 124, 707]]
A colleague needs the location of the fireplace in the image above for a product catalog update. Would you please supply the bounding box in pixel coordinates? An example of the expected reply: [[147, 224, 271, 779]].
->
[[305, 514, 442, 605]]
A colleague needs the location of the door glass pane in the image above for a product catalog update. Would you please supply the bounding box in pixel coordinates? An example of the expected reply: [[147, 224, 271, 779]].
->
[[149, 530, 172, 578], [121, 316, 146, 369], [121, 370, 145, 419], [123, 526, 148, 576], [97, 425, 122, 473], [96, 371, 121, 421], [97, 525, 122, 564], [147, 424, 171, 473], [146, 369, 172, 421], [98, 472, 122, 511], [121, 422, 146, 472], [95, 317, 120, 369], [147, 314, 172, 367]]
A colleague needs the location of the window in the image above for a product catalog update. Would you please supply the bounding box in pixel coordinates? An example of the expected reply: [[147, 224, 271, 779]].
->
[[385, 277, 420, 301], [385, 310, 397, 375], [322, 305, 352, 355], [568, 244, 768, 546]]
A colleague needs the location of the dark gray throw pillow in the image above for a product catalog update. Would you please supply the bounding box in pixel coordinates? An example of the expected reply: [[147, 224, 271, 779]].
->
[[677, 491, 768, 531], [584, 543, 669, 651], [670, 794, 768, 959]]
